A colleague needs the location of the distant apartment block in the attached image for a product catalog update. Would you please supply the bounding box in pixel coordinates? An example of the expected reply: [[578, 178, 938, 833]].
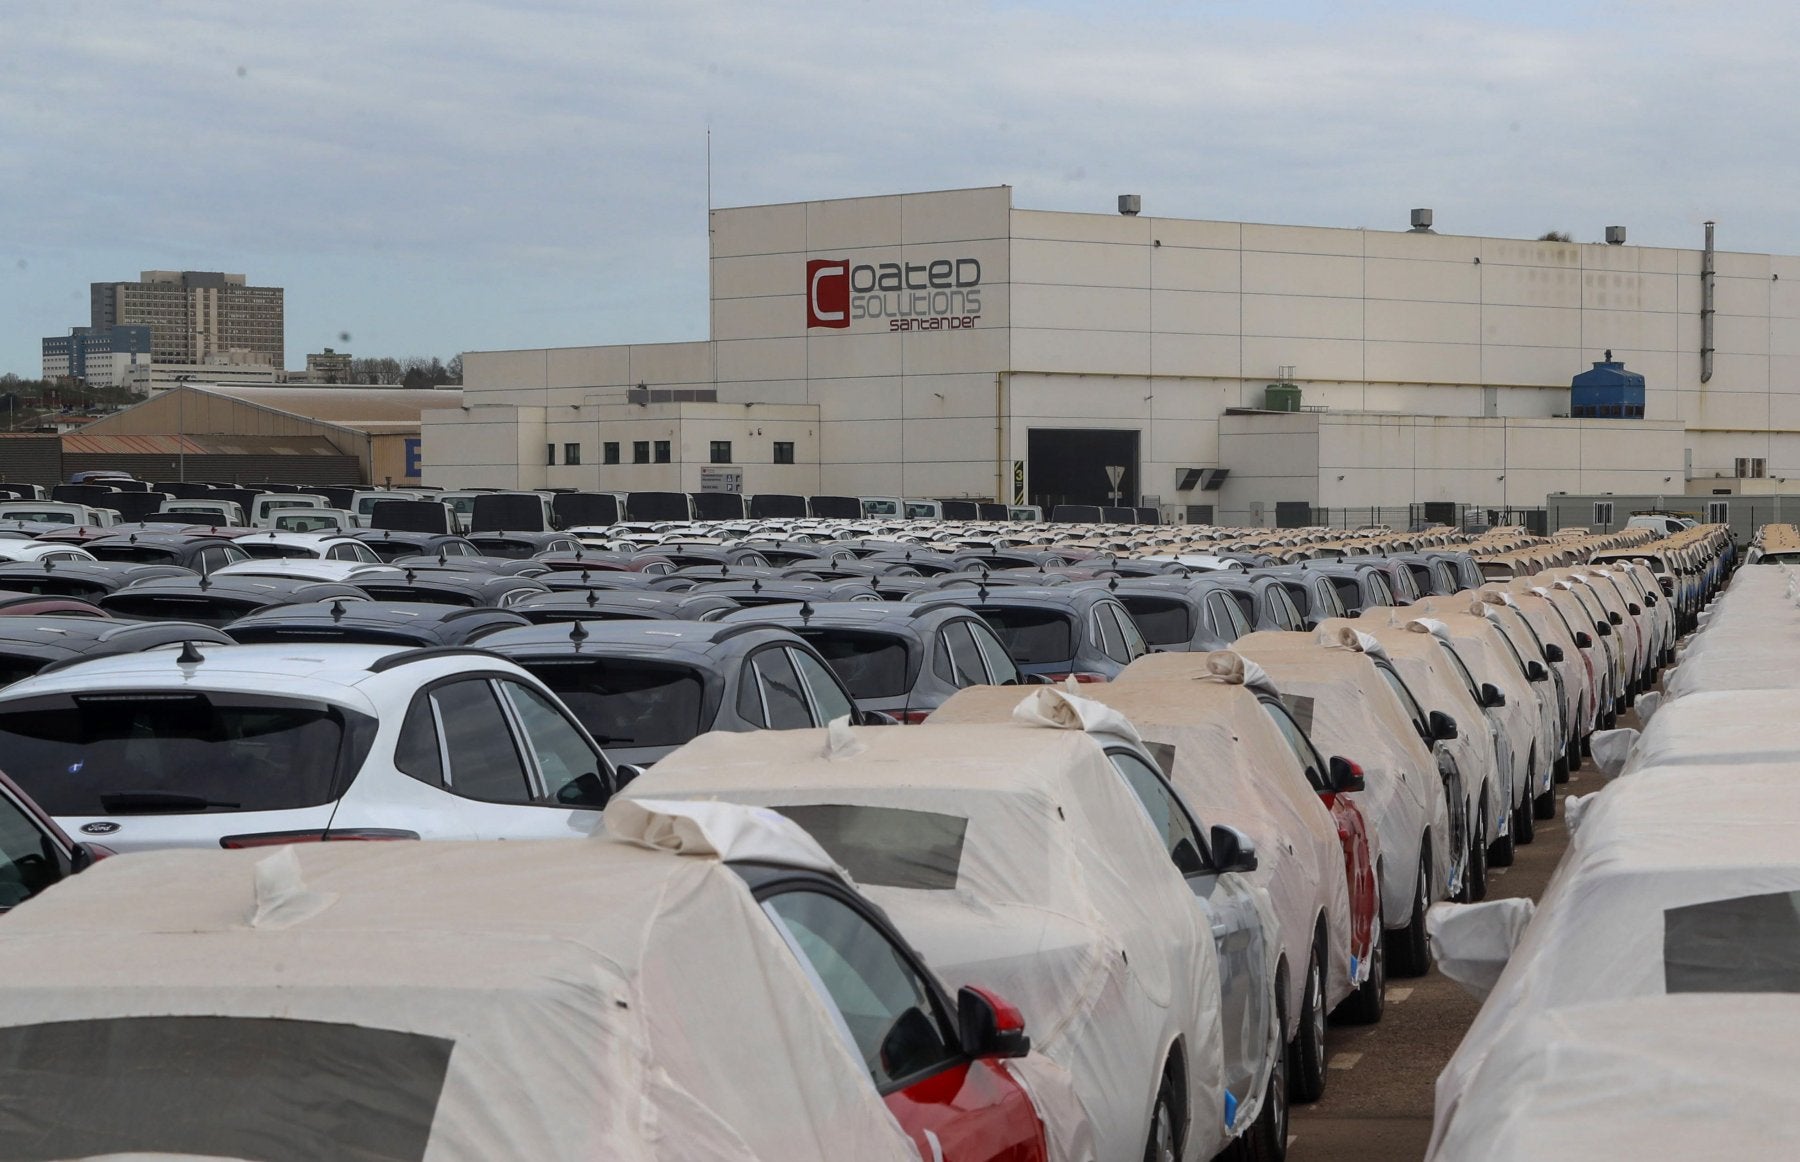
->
[[304, 347, 354, 382], [89, 270, 284, 368], [41, 324, 153, 392]]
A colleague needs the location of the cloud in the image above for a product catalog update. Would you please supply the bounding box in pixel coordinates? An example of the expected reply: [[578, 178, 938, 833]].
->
[[4, 0, 1800, 371]]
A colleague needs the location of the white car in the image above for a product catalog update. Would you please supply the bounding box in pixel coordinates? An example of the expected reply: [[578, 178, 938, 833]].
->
[[0, 642, 616, 851], [230, 530, 383, 563], [209, 558, 395, 584], [271, 507, 359, 533], [0, 542, 96, 565], [0, 502, 120, 527], [249, 493, 331, 527], [157, 499, 246, 526]]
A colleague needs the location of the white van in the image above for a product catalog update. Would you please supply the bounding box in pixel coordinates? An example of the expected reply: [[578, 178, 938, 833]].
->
[[250, 493, 331, 528], [157, 499, 246, 526], [347, 489, 434, 528], [0, 501, 121, 527], [859, 496, 904, 518]]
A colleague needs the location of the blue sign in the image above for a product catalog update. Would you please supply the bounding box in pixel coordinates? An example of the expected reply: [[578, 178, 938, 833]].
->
[[404, 437, 422, 478]]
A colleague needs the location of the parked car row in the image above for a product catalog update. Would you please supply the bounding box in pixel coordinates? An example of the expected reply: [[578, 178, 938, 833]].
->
[[1426, 535, 1780, 1161], [0, 508, 1736, 1160]]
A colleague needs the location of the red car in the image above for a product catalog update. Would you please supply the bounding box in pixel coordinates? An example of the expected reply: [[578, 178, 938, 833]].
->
[[0, 771, 107, 914]]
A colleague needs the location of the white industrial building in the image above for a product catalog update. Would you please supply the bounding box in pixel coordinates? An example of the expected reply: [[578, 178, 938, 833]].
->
[[428, 185, 1800, 523]]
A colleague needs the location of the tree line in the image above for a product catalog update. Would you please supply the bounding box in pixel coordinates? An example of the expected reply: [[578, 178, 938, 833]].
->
[[319, 354, 463, 388]]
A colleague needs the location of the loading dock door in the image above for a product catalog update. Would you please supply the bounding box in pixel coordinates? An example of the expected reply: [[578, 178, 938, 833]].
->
[[1027, 429, 1140, 512]]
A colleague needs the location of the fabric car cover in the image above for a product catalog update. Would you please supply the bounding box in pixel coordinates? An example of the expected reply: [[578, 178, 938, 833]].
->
[[0, 826, 924, 1162], [1235, 629, 1452, 929], [628, 721, 1232, 1162], [1076, 657, 1358, 1017]]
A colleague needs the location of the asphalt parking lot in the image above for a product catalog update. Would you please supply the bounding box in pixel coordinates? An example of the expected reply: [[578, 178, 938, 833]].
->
[[1288, 756, 1607, 1161]]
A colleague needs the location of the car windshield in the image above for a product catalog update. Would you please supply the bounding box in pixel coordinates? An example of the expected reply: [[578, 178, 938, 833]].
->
[[88, 545, 181, 564], [0, 1015, 450, 1162], [522, 658, 706, 748], [1117, 594, 1190, 646], [0, 693, 369, 815], [795, 629, 911, 699], [976, 606, 1074, 664]]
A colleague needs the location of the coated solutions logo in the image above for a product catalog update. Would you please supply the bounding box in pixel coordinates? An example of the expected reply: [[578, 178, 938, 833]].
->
[[806, 256, 983, 332]]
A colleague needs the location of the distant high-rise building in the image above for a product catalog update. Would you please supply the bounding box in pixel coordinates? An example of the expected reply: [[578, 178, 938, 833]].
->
[[41, 324, 153, 392], [89, 270, 284, 368], [304, 347, 354, 383]]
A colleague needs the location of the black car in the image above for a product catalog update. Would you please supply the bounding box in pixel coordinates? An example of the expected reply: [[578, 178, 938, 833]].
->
[[82, 532, 251, 576], [1105, 577, 1251, 651], [537, 569, 676, 594], [510, 590, 741, 625], [464, 532, 583, 558], [0, 617, 234, 687], [352, 567, 550, 608], [349, 530, 483, 563], [223, 601, 529, 647], [917, 585, 1149, 681], [97, 577, 372, 626], [685, 579, 883, 608], [0, 561, 197, 601]]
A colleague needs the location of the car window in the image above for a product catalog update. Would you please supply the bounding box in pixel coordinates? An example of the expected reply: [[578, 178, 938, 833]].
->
[[497, 680, 607, 807], [1366, 571, 1396, 606], [804, 629, 911, 699], [789, 648, 856, 724], [394, 694, 444, 786], [1108, 749, 1208, 876], [762, 889, 959, 1090], [1120, 594, 1189, 647], [1092, 604, 1125, 662], [429, 680, 531, 802], [533, 659, 705, 749], [743, 647, 812, 729], [1209, 592, 1250, 641], [1328, 576, 1360, 610], [1268, 586, 1301, 632], [0, 791, 60, 911], [976, 607, 1073, 664], [1259, 698, 1328, 791], [938, 621, 987, 686], [1106, 601, 1148, 659], [969, 621, 1021, 684]]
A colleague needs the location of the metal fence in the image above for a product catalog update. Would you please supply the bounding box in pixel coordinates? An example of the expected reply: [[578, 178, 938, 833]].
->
[[1297, 504, 1548, 535]]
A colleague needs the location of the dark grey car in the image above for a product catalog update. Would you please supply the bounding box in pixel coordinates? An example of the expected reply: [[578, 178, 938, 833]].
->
[[720, 601, 1023, 722], [480, 621, 869, 768], [916, 585, 1149, 681]]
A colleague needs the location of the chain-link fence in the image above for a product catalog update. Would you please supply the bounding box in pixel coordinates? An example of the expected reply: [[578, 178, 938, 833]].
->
[[1296, 504, 1548, 535]]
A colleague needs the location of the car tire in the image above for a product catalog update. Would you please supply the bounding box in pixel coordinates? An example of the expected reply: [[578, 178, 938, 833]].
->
[[1238, 980, 1289, 1162], [1533, 786, 1557, 819], [1565, 734, 1582, 774], [1144, 1063, 1182, 1162], [1389, 851, 1432, 977], [1335, 893, 1385, 1026], [1464, 804, 1489, 902], [1288, 936, 1328, 1103], [1513, 774, 1536, 845], [1488, 807, 1516, 869]]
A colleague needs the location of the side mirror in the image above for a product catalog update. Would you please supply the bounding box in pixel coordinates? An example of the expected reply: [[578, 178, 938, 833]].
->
[[1480, 682, 1507, 709], [1627, 602, 1642, 616], [1328, 755, 1366, 793], [68, 843, 96, 875], [1525, 660, 1549, 683], [1608, 610, 1623, 626], [556, 771, 614, 806], [1574, 630, 1593, 648], [1022, 673, 1055, 686], [612, 764, 649, 791], [1643, 592, 1659, 607], [1209, 824, 1258, 873], [957, 986, 1031, 1059], [1427, 898, 1536, 1002], [1543, 643, 1564, 664], [856, 709, 901, 726], [1595, 621, 1613, 638], [1428, 709, 1459, 742]]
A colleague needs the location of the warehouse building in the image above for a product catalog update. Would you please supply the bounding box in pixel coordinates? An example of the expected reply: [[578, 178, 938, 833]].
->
[[429, 186, 1800, 523]]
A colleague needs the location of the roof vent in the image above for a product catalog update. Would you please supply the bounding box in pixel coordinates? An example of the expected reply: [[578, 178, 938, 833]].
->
[[1409, 208, 1436, 233], [1605, 225, 1627, 245], [1118, 194, 1142, 216]]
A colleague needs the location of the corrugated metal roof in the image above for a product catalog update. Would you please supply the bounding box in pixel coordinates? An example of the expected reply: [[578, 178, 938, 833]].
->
[[62, 434, 344, 456], [192, 385, 463, 428]]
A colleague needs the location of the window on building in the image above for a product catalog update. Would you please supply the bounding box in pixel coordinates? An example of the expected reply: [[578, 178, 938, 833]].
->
[[774, 441, 795, 465], [1706, 500, 1729, 524], [710, 441, 732, 465], [564, 443, 582, 466], [546, 444, 556, 466], [633, 441, 650, 464], [603, 442, 620, 465], [1593, 501, 1614, 527], [654, 440, 671, 464]]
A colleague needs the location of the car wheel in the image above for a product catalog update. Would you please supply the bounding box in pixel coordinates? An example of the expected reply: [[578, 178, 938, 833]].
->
[[1513, 789, 1535, 845], [1239, 981, 1289, 1162], [1487, 802, 1515, 869], [1463, 803, 1489, 902], [1288, 936, 1327, 1102], [1389, 852, 1432, 977], [1533, 786, 1557, 819], [1143, 1065, 1181, 1162], [1335, 894, 1385, 1025], [1565, 734, 1582, 774]]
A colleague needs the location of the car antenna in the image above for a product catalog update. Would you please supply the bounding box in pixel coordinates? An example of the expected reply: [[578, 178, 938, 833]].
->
[[1108, 576, 1119, 591], [977, 582, 990, 601], [751, 578, 763, 593], [329, 599, 346, 621], [799, 600, 814, 623], [404, 568, 416, 583], [127, 533, 137, 543], [437, 549, 448, 565], [569, 620, 589, 649], [176, 640, 205, 665]]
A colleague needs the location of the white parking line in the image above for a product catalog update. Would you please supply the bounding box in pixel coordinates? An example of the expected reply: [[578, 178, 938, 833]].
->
[[1328, 1052, 1363, 1070], [1387, 987, 1414, 1003], [1490, 867, 1509, 877]]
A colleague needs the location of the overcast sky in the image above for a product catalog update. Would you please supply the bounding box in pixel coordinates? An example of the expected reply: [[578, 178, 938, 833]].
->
[[2, 0, 1794, 375]]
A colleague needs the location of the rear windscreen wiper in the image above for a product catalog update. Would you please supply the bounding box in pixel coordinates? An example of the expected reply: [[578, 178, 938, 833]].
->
[[97, 792, 242, 813]]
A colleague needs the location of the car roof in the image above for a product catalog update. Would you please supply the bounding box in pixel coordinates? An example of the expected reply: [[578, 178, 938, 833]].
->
[[480, 619, 796, 658]]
